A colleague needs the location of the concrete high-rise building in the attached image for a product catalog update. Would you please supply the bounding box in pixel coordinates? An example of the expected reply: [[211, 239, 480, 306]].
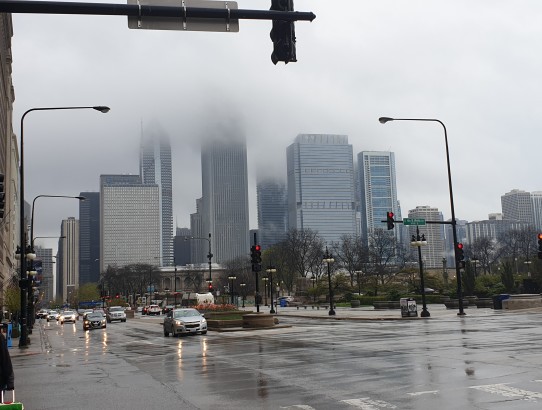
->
[[531, 191, 542, 231], [257, 178, 287, 250], [79, 192, 100, 285], [201, 137, 249, 263], [357, 151, 401, 243], [140, 134, 173, 266], [287, 134, 357, 244], [100, 175, 160, 270], [408, 206, 445, 269], [57, 217, 79, 304], [501, 189, 534, 225], [190, 198, 204, 264], [465, 218, 530, 246]]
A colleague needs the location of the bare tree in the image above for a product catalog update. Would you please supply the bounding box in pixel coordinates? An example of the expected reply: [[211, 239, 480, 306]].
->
[[366, 229, 401, 295], [332, 235, 368, 287], [471, 236, 497, 274]]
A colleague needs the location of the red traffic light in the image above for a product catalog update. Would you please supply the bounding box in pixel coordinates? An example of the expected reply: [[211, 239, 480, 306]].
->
[[387, 212, 394, 218], [255, 245, 261, 252], [457, 243, 464, 250], [538, 233, 542, 241]]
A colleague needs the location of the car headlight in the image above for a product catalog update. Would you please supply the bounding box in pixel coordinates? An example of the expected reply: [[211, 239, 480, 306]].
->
[[201, 318, 206, 324], [175, 320, 184, 326], [84, 320, 89, 324]]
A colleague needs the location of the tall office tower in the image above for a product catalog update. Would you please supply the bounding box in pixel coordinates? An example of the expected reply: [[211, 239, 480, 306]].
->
[[408, 206, 445, 269], [190, 198, 204, 264], [35, 247, 53, 305], [79, 192, 100, 285], [501, 189, 534, 225], [531, 191, 542, 231], [140, 134, 173, 266], [287, 134, 357, 244], [257, 178, 287, 250], [100, 175, 160, 270], [358, 151, 401, 243], [201, 137, 250, 264], [57, 217, 79, 304], [174, 227, 191, 266], [466, 218, 530, 245]]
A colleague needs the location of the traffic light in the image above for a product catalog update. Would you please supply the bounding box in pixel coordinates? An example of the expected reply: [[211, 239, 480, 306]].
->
[[538, 233, 542, 259], [0, 172, 4, 219], [208, 283, 213, 293], [270, 0, 297, 64], [386, 211, 395, 230], [251, 245, 262, 272], [115, 293, 120, 299], [456, 243, 465, 268]]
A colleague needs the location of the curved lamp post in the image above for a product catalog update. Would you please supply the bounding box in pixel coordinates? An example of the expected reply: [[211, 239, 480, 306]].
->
[[323, 247, 335, 316], [19, 105, 109, 348], [240, 282, 246, 308], [378, 116, 465, 316]]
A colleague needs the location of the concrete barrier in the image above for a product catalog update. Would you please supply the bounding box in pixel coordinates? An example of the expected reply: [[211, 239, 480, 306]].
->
[[242, 313, 275, 328], [502, 294, 542, 310]]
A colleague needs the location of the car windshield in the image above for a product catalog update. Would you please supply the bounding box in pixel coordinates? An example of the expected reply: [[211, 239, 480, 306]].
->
[[110, 307, 123, 312], [63, 311, 75, 315], [87, 313, 103, 319], [173, 309, 200, 319]]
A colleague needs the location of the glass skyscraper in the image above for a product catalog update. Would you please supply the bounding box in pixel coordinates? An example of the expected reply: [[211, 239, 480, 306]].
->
[[140, 135, 173, 266], [257, 178, 287, 250], [358, 151, 401, 242], [79, 191, 100, 285], [287, 134, 357, 244]]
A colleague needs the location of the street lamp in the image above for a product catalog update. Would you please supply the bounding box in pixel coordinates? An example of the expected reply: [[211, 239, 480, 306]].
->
[[410, 227, 430, 317], [262, 276, 269, 306], [322, 247, 335, 316], [228, 275, 237, 305], [186, 233, 213, 288], [240, 283, 246, 308], [471, 256, 479, 278], [18, 105, 109, 348], [266, 266, 277, 314], [311, 276, 316, 304], [524, 260, 532, 278], [379, 116, 465, 316]]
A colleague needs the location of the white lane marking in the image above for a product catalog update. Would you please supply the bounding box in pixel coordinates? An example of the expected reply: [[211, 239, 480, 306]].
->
[[470, 384, 542, 400], [279, 406, 316, 409], [341, 398, 397, 409], [407, 390, 439, 396]]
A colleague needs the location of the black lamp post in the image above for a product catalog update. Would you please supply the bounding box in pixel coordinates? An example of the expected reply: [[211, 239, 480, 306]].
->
[[174, 264, 178, 307], [266, 266, 276, 314], [262, 276, 269, 306], [323, 247, 335, 316], [471, 256, 479, 278], [228, 275, 236, 305], [379, 116, 464, 316], [18, 105, 109, 348], [410, 226, 430, 317], [311, 276, 316, 304], [186, 233, 213, 290], [240, 283, 246, 308]]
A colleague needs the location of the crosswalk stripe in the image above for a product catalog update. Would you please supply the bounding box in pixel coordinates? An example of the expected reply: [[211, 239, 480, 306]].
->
[[407, 390, 438, 396], [470, 383, 542, 400], [341, 398, 397, 409]]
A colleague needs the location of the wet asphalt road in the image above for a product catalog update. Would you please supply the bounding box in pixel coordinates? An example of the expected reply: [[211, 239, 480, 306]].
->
[[11, 310, 542, 409]]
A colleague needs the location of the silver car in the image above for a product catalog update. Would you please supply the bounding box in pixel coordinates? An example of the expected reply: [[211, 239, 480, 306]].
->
[[59, 310, 77, 324], [163, 308, 207, 337]]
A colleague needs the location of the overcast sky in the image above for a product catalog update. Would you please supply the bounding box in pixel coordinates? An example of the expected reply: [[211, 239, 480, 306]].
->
[[10, 0, 542, 254]]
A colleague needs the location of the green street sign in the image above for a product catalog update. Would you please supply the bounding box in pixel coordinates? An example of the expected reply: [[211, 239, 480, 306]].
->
[[403, 218, 426, 226]]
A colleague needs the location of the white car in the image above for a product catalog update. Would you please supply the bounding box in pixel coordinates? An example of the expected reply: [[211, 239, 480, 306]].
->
[[147, 305, 161, 315], [47, 310, 60, 322], [106, 306, 127, 323], [60, 310, 77, 324]]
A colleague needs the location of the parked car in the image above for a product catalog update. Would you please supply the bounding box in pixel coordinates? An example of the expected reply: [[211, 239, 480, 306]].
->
[[147, 305, 161, 316], [59, 310, 77, 324], [47, 310, 60, 322], [83, 312, 107, 331], [106, 306, 127, 323], [163, 308, 207, 337]]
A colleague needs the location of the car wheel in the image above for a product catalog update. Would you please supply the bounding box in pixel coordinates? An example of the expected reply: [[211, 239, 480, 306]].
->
[[201, 331, 207, 335], [122, 319, 126, 322], [60, 321, 64, 325]]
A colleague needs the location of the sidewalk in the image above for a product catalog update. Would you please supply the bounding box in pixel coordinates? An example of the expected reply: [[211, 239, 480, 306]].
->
[[237, 303, 504, 320], [8, 324, 47, 358]]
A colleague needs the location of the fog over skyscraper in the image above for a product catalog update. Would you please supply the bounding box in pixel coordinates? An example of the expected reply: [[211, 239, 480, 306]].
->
[[257, 177, 287, 250], [201, 133, 249, 264], [140, 133, 173, 266], [287, 134, 357, 244]]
